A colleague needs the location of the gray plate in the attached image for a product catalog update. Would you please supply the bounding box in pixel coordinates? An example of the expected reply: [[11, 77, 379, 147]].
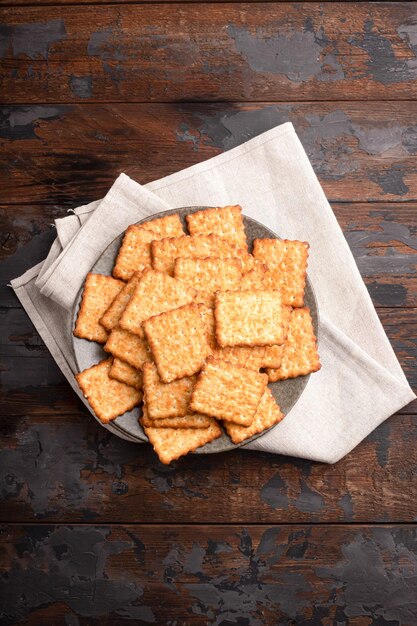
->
[[72, 207, 318, 453]]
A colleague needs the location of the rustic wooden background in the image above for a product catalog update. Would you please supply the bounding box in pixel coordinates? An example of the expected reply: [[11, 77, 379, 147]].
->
[[1, 1, 417, 624]]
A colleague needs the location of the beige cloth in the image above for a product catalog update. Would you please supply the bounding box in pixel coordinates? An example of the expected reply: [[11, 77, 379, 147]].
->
[[11, 122, 415, 462]]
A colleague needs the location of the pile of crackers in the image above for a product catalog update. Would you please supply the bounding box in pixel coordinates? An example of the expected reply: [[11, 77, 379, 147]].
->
[[75, 205, 320, 464]]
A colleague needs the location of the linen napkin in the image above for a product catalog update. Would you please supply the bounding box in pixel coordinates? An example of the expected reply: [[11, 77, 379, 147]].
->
[[11, 122, 415, 462]]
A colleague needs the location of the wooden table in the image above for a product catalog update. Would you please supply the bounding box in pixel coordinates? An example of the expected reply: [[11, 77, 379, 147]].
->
[[1, 1, 417, 623]]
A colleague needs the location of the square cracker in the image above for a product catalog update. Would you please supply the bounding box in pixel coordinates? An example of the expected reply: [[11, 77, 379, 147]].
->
[[74, 273, 124, 343], [113, 214, 184, 281], [104, 327, 152, 370], [253, 239, 309, 307], [120, 269, 197, 337], [141, 415, 222, 464], [143, 362, 196, 419], [200, 305, 284, 370], [144, 303, 211, 383], [186, 205, 247, 250], [76, 358, 142, 423], [267, 307, 320, 381], [224, 388, 284, 444], [109, 357, 143, 390], [151, 234, 248, 276], [100, 272, 142, 332], [174, 257, 242, 304], [190, 356, 268, 426], [140, 402, 212, 429], [215, 289, 285, 348]]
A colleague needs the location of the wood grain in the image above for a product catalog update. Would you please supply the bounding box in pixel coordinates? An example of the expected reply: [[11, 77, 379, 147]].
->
[[1, 3, 417, 103], [2, 102, 417, 206], [2, 203, 417, 307], [1, 523, 416, 625], [0, 407, 416, 522]]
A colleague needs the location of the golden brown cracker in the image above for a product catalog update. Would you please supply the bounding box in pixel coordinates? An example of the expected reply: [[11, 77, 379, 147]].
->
[[186, 205, 247, 250], [143, 362, 196, 419], [141, 416, 222, 464], [109, 357, 143, 390], [190, 356, 268, 426], [266, 307, 320, 381], [100, 272, 142, 332], [215, 289, 285, 348], [174, 256, 242, 303], [253, 239, 309, 307], [239, 260, 268, 290], [224, 387, 284, 444], [141, 402, 211, 429], [103, 327, 152, 370], [120, 269, 197, 337], [73, 273, 124, 344], [113, 214, 184, 281], [76, 358, 142, 423], [144, 303, 211, 383], [214, 344, 283, 371], [151, 234, 248, 276]]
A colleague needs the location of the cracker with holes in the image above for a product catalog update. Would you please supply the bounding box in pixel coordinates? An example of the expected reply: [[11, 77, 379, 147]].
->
[[215, 289, 285, 348], [141, 415, 222, 464], [113, 214, 184, 281], [190, 356, 268, 426], [140, 402, 212, 429], [74, 273, 124, 343], [104, 327, 152, 370], [143, 362, 196, 419], [109, 357, 143, 390], [100, 272, 142, 332], [120, 269, 197, 337], [174, 257, 243, 305], [151, 234, 248, 276], [253, 239, 309, 307], [186, 205, 247, 250], [144, 303, 211, 383], [76, 358, 142, 423], [239, 259, 268, 290], [267, 307, 320, 381], [224, 387, 284, 444]]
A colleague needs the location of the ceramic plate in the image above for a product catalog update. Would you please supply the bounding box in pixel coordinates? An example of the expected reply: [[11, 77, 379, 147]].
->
[[72, 207, 318, 453]]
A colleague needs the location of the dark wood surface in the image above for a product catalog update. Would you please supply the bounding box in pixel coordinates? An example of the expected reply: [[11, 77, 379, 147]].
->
[[1, 2, 417, 624]]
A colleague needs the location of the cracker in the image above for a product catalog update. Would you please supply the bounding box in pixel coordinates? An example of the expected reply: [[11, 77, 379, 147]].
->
[[144, 303, 211, 383], [151, 234, 248, 276], [73, 273, 124, 344], [100, 272, 142, 332], [140, 403, 211, 429], [109, 357, 143, 390], [113, 214, 184, 281], [103, 327, 152, 370], [186, 205, 247, 250], [120, 269, 197, 337], [224, 387, 284, 444], [253, 239, 309, 307], [143, 362, 196, 419], [76, 358, 142, 423], [215, 289, 285, 348], [190, 356, 268, 426], [215, 344, 284, 371], [141, 416, 222, 464], [266, 307, 320, 381], [239, 260, 267, 290], [174, 256, 242, 304]]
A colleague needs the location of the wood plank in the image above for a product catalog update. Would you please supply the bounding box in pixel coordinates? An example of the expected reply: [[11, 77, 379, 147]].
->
[[1, 3, 417, 102], [1, 524, 417, 625], [1, 407, 416, 522], [2, 202, 417, 307], [2, 102, 417, 206]]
